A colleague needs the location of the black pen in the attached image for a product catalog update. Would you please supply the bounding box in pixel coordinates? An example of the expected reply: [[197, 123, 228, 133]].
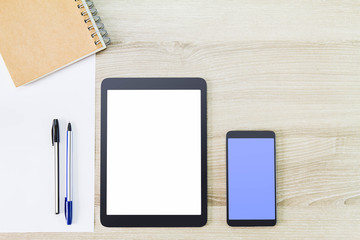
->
[[51, 119, 60, 214]]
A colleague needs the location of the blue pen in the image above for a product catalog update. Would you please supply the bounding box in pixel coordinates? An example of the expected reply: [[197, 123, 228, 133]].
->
[[65, 123, 73, 225]]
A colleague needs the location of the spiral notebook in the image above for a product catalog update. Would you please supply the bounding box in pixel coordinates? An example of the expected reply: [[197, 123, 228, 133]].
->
[[0, 0, 110, 87]]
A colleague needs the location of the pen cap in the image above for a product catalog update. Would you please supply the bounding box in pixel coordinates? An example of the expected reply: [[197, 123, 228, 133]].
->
[[51, 119, 60, 145]]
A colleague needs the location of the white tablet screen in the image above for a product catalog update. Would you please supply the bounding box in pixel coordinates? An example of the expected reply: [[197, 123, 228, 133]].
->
[[107, 90, 201, 215]]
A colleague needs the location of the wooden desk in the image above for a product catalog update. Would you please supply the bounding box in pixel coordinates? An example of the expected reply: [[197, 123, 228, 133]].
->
[[4, 0, 359, 239]]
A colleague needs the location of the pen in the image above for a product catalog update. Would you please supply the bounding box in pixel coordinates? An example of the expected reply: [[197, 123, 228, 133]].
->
[[51, 119, 60, 214], [65, 122, 73, 225]]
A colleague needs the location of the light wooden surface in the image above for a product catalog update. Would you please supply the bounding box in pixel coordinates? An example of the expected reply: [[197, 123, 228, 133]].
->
[[4, 0, 360, 239]]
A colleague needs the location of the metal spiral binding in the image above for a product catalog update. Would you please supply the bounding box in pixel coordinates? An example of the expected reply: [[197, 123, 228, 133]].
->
[[76, 0, 111, 46]]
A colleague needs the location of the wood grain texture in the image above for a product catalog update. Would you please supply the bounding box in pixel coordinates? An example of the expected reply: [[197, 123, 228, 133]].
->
[[2, 0, 360, 239]]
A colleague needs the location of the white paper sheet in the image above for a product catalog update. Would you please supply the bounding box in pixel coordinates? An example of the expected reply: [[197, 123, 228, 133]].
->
[[0, 55, 95, 232]]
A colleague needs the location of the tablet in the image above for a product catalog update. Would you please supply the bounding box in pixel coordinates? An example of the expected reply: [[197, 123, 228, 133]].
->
[[100, 78, 207, 227]]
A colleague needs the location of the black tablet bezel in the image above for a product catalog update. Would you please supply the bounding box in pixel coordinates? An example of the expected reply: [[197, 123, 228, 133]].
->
[[226, 131, 276, 227], [100, 78, 207, 227]]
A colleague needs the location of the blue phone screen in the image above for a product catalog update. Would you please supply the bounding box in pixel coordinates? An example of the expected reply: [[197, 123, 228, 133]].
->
[[228, 138, 275, 220]]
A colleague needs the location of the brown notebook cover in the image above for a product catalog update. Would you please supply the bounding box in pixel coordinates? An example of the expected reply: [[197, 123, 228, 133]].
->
[[0, 0, 107, 87]]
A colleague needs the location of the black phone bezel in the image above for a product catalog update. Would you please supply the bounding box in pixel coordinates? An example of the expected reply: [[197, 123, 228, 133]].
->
[[226, 130, 276, 227]]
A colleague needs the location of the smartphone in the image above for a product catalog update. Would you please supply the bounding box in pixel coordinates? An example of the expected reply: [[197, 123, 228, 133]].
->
[[226, 131, 276, 226]]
